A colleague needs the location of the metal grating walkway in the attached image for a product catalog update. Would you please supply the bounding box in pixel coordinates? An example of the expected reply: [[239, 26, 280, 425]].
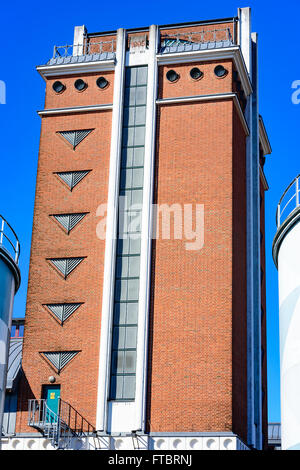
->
[[47, 51, 115, 66], [159, 39, 234, 54]]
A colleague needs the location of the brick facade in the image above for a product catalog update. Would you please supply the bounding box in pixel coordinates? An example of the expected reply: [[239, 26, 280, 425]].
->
[[16, 103, 113, 431], [15, 17, 269, 449], [147, 74, 248, 439]]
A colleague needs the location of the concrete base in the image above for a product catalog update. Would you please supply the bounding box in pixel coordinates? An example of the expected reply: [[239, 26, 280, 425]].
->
[[1, 433, 249, 450]]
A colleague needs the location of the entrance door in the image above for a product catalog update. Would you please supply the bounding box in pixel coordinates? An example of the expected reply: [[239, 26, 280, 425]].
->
[[42, 385, 60, 421]]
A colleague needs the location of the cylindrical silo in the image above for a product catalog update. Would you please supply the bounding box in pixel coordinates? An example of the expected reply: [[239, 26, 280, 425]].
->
[[273, 174, 300, 450], [0, 215, 20, 438]]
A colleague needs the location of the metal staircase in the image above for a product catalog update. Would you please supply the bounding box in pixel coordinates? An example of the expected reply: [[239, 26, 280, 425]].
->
[[28, 398, 101, 450]]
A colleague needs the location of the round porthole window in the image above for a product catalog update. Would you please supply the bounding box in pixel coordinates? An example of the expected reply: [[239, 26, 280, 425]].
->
[[52, 81, 65, 93], [96, 77, 109, 89], [190, 67, 203, 80], [166, 70, 179, 83], [214, 65, 228, 78], [74, 79, 87, 91]]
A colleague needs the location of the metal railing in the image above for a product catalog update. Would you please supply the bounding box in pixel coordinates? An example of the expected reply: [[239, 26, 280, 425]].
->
[[276, 174, 300, 228], [0, 215, 20, 264], [28, 398, 100, 450], [28, 399, 58, 429], [160, 27, 233, 47], [59, 398, 95, 436], [53, 40, 116, 58], [53, 27, 233, 58]]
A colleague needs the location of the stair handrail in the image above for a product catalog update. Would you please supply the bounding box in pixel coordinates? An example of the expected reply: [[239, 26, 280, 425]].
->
[[28, 399, 59, 428], [28, 398, 100, 449], [58, 398, 97, 436]]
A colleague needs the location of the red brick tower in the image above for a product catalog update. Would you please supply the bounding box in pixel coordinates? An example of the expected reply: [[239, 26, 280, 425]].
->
[[10, 7, 271, 451]]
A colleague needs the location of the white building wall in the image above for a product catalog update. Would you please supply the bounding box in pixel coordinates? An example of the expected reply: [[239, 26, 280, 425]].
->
[[97, 25, 158, 434], [278, 218, 300, 450]]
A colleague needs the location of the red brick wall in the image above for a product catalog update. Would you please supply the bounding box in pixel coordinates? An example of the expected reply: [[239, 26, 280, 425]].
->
[[16, 105, 112, 432], [86, 34, 117, 54], [146, 60, 249, 435], [147, 94, 236, 431], [158, 60, 233, 99], [45, 71, 114, 109]]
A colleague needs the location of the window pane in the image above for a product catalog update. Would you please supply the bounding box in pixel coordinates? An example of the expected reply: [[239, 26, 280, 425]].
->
[[123, 376, 136, 399], [120, 168, 132, 189], [134, 126, 145, 146], [125, 326, 137, 348], [124, 87, 135, 106], [123, 127, 134, 147], [129, 237, 141, 255], [112, 327, 126, 349], [115, 279, 128, 301], [128, 279, 139, 301], [131, 189, 143, 205], [124, 350, 136, 373], [133, 147, 144, 167], [135, 106, 146, 126], [127, 210, 142, 234], [137, 66, 147, 85], [121, 148, 133, 168], [132, 168, 144, 188], [116, 256, 129, 278], [110, 375, 123, 399], [111, 351, 124, 374], [128, 256, 140, 278], [127, 303, 138, 324], [117, 238, 129, 255], [114, 303, 127, 325], [136, 86, 147, 105], [126, 67, 137, 87], [123, 107, 135, 127]]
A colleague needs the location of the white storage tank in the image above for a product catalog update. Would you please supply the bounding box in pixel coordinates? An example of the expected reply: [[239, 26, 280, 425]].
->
[[273, 174, 300, 450], [0, 215, 20, 436]]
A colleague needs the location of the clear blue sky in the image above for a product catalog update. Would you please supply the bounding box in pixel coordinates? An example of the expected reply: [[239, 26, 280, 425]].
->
[[1, 0, 299, 423]]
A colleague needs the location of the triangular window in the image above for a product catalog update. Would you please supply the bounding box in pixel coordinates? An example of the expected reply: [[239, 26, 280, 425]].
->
[[52, 213, 87, 234], [41, 351, 79, 373], [55, 170, 91, 191], [58, 129, 93, 149], [48, 257, 85, 278], [44, 303, 83, 324]]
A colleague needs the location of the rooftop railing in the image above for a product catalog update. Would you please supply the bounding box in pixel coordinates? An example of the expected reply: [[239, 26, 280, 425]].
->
[[0, 215, 20, 264], [52, 39, 116, 59], [160, 27, 233, 49], [50, 27, 234, 62], [276, 175, 300, 228]]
